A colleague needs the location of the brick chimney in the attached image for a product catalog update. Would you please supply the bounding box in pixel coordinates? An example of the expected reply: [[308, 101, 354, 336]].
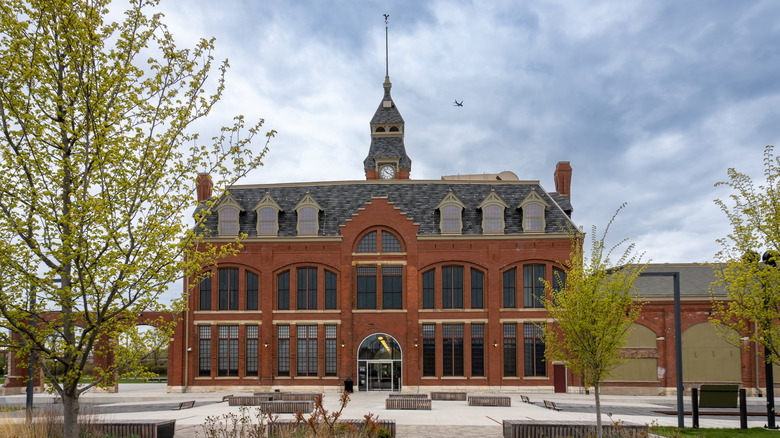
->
[[196, 173, 213, 202], [554, 161, 572, 199]]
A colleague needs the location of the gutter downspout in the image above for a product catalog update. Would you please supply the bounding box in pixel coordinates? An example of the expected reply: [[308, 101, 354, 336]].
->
[[184, 274, 189, 393]]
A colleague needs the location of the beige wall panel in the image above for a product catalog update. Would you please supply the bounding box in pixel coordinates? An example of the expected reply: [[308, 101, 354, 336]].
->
[[682, 322, 741, 382], [625, 323, 657, 347], [605, 358, 658, 382]]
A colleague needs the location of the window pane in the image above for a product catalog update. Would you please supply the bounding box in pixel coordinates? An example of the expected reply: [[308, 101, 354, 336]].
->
[[199, 276, 211, 310], [422, 270, 435, 309], [258, 207, 277, 235], [423, 324, 436, 376], [503, 268, 516, 308], [471, 324, 484, 377], [523, 265, 545, 308], [246, 271, 258, 310], [525, 217, 543, 231], [524, 323, 546, 377], [299, 207, 317, 234], [483, 205, 502, 232], [356, 267, 377, 309], [199, 326, 211, 376], [277, 325, 290, 376], [219, 268, 238, 310], [382, 266, 403, 309], [357, 231, 377, 253], [277, 271, 290, 310], [325, 270, 338, 309], [220, 208, 238, 235], [297, 267, 317, 310], [381, 232, 402, 252], [441, 206, 460, 233], [503, 323, 517, 377], [471, 269, 484, 309], [246, 325, 258, 376]]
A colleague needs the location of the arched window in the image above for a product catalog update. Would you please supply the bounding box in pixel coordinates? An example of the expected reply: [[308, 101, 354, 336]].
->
[[389, 126, 400, 132], [518, 190, 550, 233], [478, 190, 508, 234], [356, 230, 403, 253], [375, 127, 386, 132], [216, 194, 244, 236], [436, 190, 466, 234], [294, 193, 323, 236], [357, 231, 377, 252], [252, 192, 281, 236]]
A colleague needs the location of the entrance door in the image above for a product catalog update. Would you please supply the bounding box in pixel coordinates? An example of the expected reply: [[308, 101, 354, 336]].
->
[[553, 364, 567, 393], [368, 362, 393, 391], [357, 333, 402, 391]]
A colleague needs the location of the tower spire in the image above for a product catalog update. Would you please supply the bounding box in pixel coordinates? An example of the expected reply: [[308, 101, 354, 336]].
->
[[383, 14, 390, 87]]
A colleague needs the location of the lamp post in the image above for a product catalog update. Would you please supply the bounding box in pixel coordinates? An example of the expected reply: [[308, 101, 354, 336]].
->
[[640, 271, 683, 428], [761, 251, 777, 429]]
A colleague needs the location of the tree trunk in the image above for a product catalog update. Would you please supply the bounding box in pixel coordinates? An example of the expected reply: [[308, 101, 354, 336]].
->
[[594, 383, 602, 438], [62, 391, 80, 438]]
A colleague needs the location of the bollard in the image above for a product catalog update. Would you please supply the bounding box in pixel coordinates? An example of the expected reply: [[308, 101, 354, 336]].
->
[[740, 388, 748, 429], [692, 387, 699, 429]]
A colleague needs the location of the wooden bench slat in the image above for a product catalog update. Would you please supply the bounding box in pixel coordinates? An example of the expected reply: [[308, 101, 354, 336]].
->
[[431, 391, 466, 401], [467, 395, 511, 407], [385, 397, 431, 410], [543, 400, 562, 411]]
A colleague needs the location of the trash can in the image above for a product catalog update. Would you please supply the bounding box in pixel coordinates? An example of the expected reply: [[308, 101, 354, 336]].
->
[[344, 378, 354, 393]]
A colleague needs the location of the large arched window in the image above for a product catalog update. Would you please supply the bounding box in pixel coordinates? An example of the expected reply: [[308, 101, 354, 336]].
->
[[356, 229, 403, 253]]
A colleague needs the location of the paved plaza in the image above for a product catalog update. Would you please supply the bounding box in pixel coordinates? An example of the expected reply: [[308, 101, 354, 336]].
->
[[1, 383, 778, 437]]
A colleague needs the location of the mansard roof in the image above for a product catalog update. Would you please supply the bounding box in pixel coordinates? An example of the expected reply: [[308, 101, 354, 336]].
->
[[198, 180, 576, 238], [363, 137, 412, 171]]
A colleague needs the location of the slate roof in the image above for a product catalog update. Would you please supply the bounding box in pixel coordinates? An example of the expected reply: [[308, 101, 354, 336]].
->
[[634, 264, 726, 298], [370, 84, 404, 124], [200, 180, 577, 238], [363, 137, 412, 171]]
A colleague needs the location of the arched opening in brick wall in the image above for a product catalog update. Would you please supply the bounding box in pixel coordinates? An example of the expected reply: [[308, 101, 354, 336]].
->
[[357, 333, 402, 392]]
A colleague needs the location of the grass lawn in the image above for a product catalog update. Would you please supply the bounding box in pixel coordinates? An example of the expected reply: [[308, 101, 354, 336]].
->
[[652, 427, 780, 437]]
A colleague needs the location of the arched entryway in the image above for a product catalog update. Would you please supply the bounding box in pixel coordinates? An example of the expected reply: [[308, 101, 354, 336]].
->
[[357, 333, 402, 391]]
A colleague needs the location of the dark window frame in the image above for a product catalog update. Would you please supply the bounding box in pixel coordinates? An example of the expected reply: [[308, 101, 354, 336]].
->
[[246, 271, 258, 310], [422, 323, 436, 377], [199, 275, 211, 311], [422, 269, 435, 309], [219, 268, 239, 310], [524, 323, 546, 377], [198, 325, 211, 377], [471, 324, 484, 377], [442, 323, 464, 376], [471, 268, 484, 309], [297, 267, 318, 310], [277, 271, 290, 310], [325, 270, 338, 309], [246, 325, 258, 376], [277, 325, 290, 376], [217, 325, 239, 377], [503, 268, 516, 308], [503, 323, 517, 377], [523, 264, 545, 308]]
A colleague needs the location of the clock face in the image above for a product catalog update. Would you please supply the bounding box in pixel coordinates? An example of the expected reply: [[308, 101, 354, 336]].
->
[[380, 165, 396, 180]]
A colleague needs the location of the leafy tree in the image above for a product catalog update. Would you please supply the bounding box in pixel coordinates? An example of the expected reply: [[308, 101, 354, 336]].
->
[[0, 0, 273, 437], [542, 206, 646, 438], [712, 145, 780, 369]]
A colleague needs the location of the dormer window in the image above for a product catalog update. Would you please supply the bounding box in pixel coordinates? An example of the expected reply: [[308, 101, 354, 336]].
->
[[436, 190, 466, 234], [216, 194, 244, 236], [252, 193, 282, 236], [294, 193, 323, 236], [478, 190, 508, 234], [518, 190, 550, 233], [375, 127, 386, 132], [389, 126, 400, 132]]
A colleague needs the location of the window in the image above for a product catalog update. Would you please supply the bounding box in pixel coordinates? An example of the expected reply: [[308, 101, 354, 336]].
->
[[552, 267, 566, 306], [422, 324, 436, 376], [422, 270, 435, 309], [443, 324, 464, 376], [357, 231, 377, 252], [258, 207, 278, 235], [219, 268, 238, 310], [478, 190, 508, 234], [357, 230, 402, 253], [382, 232, 402, 252], [375, 126, 386, 132], [325, 271, 338, 309], [218, 325, 238, 377], [356, 267, 377, 309], [471, 269, 484, 309], [198, 326, 211, 377], [503, 323, 517, 377], [297, 325, 318, 376], [503, 268, 516, 308], [471, 324, 484, 377], [277, 271, 290, 310], [523, 265, 545, 308], [325, 325, 337, 376], [294, 193, 323, 236], [524, 323, 546, 377], [219, 207, 239, 235], [436, 190, 466, 234], [441, 206, 460, 233], [253, 192, 282, 235], [277, 325, 290, 376], [298, 207, 317, 235], [199, 276, 211, 310], [246, 271, 258, 310], [382, 266, 402, 309], [518, 190, 549, 233], [389, 126, 399, 132], [246, 325, 258, 376], [297, 267, 317, 310], [442, 266, 463, 309]]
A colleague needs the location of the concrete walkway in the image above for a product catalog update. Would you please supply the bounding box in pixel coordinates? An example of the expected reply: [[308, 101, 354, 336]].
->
[[1, 384, 776, 437]]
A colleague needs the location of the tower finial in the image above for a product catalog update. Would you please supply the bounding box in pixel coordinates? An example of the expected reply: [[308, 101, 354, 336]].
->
[[383, 14, 389, 80]]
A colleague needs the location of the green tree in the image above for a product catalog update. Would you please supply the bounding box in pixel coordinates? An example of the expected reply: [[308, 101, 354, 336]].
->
[[712, 145, 780, 369], [542, 206, 646, 438], [0, 1, 273, 437]]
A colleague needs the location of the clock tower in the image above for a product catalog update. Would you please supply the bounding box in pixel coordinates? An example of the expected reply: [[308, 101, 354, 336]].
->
[[364, 16, 411, 180]]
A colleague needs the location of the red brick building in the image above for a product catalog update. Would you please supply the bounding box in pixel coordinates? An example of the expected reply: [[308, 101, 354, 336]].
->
[[166, 73, 579, 393]]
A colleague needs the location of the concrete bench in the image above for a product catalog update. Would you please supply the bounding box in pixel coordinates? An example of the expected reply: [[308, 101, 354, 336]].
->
[[520, 395, 532, 404], [388, 393, 429, 399], [171, 400, 195, 410], [468, 395, 511, 407], [431, 391, 466, 401], [386, 397, 432, 410], [503, 420, 648, 438], [147, 377, 167, 383], [257, 400, 314, 414], [81, 420, 176, 438], [543, 400, 562, 411], [278, 392, 321, 402], [252, 392, 279, 400], [270, 419, 396, 437]]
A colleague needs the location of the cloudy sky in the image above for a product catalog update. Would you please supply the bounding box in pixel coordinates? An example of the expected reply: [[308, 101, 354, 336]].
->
[[153, 0, 780, 264]]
